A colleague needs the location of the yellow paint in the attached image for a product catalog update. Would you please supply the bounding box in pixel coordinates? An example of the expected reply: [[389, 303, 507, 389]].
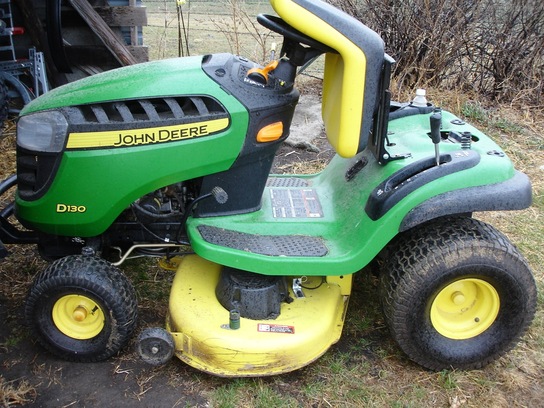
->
[[430, 278, 500, 340], [167, 255, 352, 376], [52, 294, 105, 339], [66, 117, 229, 149]]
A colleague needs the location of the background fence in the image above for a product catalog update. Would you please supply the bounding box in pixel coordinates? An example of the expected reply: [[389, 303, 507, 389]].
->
[[141, 0, 327, 78], [143, 1, 273, 58]]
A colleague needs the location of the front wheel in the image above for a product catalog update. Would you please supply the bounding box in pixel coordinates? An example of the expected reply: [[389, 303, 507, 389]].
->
[[25, 255, 138, 362], [380, 216, 536, 370]]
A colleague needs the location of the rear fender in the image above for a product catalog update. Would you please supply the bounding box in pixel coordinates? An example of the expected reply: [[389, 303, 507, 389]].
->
[[400, 170, 531, 232]]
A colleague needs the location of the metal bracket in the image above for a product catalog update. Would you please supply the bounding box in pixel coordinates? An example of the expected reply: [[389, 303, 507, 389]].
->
[[292, 278, 305, 298], [30, 48, 49, 96]]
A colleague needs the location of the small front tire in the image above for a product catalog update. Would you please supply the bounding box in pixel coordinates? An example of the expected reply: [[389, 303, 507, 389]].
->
[[380, 216, 536, 370], [25, 255, 138, 362]]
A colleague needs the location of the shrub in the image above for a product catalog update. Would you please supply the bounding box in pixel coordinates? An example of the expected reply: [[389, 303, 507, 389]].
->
[[329, 0, 543, 105]]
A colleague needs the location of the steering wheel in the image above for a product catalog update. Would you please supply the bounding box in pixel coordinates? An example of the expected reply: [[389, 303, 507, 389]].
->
[[257, 14, 336, 54]]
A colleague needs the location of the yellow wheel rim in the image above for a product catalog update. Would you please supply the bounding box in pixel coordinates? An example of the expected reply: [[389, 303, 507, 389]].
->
[[52, 295, 105, 339], [430, 278, 500, 340]]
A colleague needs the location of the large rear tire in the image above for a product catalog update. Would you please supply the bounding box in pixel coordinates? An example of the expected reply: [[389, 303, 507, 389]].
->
[[25, 255, 138, 362], [380, 216, 536, 370]]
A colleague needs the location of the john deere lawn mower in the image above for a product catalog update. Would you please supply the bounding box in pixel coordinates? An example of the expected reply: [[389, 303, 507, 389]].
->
[[0, 0, 536, 377]]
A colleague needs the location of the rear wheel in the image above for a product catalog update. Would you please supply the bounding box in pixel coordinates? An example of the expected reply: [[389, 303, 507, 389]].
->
[[25, 255, 138, 362], [380, 216, 536, 370]]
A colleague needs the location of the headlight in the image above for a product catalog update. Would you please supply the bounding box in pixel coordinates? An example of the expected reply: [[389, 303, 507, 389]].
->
[[17, 111, 68, 153]]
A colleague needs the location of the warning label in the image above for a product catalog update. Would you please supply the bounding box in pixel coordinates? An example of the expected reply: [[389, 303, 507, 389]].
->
[[270, 188, 323, 218], [257, 323, 295, 334]]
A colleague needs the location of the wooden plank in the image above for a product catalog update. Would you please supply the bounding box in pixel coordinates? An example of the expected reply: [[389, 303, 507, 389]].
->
[[74, 64, 104, 76], [129, 0, 137, 46], [94, 6, 147, 27], [58, 8, 147, 28], [127, 46, 148, 63], [66, 44, 148, 64], [68, 0, 138, 66]]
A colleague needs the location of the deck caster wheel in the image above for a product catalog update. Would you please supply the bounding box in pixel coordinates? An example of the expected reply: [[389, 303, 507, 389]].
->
[[137, 327, 175, 366]]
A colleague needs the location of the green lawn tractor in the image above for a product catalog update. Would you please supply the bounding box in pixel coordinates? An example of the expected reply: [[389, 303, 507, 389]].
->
[[0, 0, 536, 377]]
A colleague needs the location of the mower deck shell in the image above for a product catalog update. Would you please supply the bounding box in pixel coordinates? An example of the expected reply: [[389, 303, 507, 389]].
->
[[167, 255, 352, 377]]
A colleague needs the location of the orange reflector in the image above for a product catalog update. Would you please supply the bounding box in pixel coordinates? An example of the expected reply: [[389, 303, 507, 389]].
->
[[256, 122, 284, 143]]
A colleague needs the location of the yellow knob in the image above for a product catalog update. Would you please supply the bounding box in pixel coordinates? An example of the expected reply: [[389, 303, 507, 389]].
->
[[247, 60, 279, 84], [451, 291, 466, 305], [73, 306, 88, 322]]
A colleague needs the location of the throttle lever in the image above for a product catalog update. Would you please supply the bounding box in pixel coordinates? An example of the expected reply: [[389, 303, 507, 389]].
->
[[270, 42, 277, 61], [430, 110, 442, 166]]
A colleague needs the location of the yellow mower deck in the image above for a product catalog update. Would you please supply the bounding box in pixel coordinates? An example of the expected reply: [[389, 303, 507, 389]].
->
[[167, 255, 352, 377]]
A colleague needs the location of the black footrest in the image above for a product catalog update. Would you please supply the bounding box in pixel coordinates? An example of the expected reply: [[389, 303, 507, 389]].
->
[[197, 225, 328, 257]]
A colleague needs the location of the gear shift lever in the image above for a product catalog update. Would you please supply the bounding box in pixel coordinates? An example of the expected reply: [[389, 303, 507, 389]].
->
[[430, 110, 442, 166]]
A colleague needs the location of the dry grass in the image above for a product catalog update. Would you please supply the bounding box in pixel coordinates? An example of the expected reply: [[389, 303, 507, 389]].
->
[[0, 377, 36, 407], [0, 121, 16, 175], [144, 0, 276, 61], [1, 93, 542, 408]]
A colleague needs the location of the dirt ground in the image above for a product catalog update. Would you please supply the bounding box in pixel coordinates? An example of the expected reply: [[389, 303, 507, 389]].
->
[[0, 93, 337, 407], [2, 88, 542, 407], [1, 287, 242, 407]]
